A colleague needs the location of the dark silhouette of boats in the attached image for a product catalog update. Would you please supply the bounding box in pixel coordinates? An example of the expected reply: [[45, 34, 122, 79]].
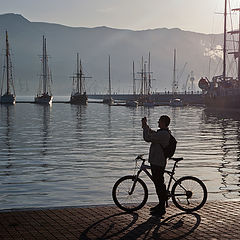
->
[[0, 31, 16, 104], [199, 0, 240, 110], [135, 53, 155, 106]]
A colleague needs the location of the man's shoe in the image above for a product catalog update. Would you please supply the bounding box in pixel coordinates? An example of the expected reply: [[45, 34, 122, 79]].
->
[[150, 204, 161, 212]]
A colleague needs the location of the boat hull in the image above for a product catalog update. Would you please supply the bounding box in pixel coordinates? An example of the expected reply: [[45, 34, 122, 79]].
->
[[0, 93, 16, 104], [170, 98, 183, 107], [35, 94, 53, 104], [205, 94, 240, 109], [103, 96, 114, 105], [126, 100, 138, 107], [70, 93, 88, 105], [143, 102, 154, 107]]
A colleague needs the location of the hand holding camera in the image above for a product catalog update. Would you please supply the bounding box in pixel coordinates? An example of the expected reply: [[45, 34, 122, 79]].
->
[[141, 117, 147, 128]]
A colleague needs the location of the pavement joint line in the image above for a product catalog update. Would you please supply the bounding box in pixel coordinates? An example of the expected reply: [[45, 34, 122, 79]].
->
[[2, 199, 238, 213]]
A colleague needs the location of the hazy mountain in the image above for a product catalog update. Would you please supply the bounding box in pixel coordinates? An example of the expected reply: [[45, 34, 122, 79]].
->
[[0, 13, 223, 95]]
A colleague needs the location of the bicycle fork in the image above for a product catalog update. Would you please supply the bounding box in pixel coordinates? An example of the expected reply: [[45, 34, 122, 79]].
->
[[128, 170, 142, 195]]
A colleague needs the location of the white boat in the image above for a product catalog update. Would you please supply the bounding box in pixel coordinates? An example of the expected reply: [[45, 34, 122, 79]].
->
[[103, 55, 114, 105], [0, 31, 16, 104], [35, 36, 53, 104], [126, 100, 138, 107], [170, 98, 183, 107]]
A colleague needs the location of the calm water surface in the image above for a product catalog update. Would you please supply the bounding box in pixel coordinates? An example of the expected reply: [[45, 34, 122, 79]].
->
[[1, 98, 240, 210]]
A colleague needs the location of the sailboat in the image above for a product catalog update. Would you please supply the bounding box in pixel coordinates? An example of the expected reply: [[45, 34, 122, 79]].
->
[[35, 36, 53, 104], [170, 49, 183, 107], [0, 31, 16, 104], [136, 53, 155, 106], [198, 0, 240, 109], [103, 55, 114, 105], [126, 61, 138, 107], [70, 53, 90, 104]]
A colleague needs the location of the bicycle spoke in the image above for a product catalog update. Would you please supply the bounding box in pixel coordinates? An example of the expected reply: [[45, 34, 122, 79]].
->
[[116, 179, 145, 208], [172, 176, 207, 212], [112, 175, 149, 212]]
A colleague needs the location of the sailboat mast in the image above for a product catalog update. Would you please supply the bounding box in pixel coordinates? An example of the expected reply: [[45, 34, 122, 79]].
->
[[6, 31, 10, 95], [172, 48, 177, 94], [223, 0, 227, 81], [133, 61, 136, 95], [144, 62, 147, 95], [140, 56, 144, 94], [228, 7, 240, 80], [148, 52, 151, 95], [80, 59, 83, 95], [77, 53, 80, 93], [238, 10, 240, 81], [108, 55, 111, 97], [42, 36, 47, 94]]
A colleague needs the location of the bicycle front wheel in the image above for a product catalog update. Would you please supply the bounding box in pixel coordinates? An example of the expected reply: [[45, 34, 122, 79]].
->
[[112, 175, 148, 212], [171, 176, 207, 212]]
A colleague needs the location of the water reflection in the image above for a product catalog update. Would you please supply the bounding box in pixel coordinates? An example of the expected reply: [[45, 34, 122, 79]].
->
[[129, 107, 138, 138], [37, 105, 51, 156], [140, 106, 151, 120], [3, 103, 240, 209], [71, 104, 86, 137], [170, 107, 177, 135], [203, 109, 240, 199], [0, 105, 14, 166]]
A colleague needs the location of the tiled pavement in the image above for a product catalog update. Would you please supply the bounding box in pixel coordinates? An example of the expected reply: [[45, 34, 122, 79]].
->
[[0, 201, 240, 240]]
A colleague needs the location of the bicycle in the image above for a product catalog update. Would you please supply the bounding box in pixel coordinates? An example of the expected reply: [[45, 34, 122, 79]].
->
[[112, 154, 207, 212]]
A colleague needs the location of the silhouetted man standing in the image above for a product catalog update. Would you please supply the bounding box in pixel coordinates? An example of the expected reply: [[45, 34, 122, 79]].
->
[[142, 115, 171, 216]]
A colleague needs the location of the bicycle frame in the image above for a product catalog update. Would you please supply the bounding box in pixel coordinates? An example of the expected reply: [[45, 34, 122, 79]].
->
[[130, 156, 180, 197]]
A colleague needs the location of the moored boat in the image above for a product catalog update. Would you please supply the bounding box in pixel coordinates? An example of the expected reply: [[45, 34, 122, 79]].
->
[[0, 31, 16, 104], [199, 0, 240, 109], [125, 61, 138, 107], [136, 52, 155, 106], [103, 56, 114, 105], [35, 93, 53, 104], [70, 92, 88, 104], [34, 36, 53, 105], [70, 53, 91, 105], [170, 98, 183, 107], [103, 96, 114, 105], [126, 100, 138, 107]]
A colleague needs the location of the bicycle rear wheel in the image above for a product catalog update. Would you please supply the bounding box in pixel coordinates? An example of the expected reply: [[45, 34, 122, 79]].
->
[[171, 176, 207, 212], [112, 175, 148, 212]]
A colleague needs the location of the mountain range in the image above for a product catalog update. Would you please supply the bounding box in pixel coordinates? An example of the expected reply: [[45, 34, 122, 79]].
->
[[0, 13, 223, 95]]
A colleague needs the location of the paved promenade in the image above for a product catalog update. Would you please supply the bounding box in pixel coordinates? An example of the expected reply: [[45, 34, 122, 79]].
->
[[0, 200, 240, 240]]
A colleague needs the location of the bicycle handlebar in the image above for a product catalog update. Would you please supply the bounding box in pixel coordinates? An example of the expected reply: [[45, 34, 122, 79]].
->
[[135, 155, 183, 162]]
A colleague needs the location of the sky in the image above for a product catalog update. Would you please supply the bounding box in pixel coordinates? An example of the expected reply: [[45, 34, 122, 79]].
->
[[0, 0, 240, 34]]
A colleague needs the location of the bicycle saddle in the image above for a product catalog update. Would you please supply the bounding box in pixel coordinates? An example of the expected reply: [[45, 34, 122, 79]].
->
[[170, 157, 183, 162]]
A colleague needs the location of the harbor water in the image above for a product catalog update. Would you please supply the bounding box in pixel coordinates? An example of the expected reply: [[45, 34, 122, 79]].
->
[[1, 97, 240, 210]]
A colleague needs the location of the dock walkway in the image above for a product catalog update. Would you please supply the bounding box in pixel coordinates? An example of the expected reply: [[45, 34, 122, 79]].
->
[[1, 200, 240, 239]]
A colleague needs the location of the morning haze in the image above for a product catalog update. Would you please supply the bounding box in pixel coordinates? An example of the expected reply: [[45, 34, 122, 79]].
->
[[0, 13, 223, 95]]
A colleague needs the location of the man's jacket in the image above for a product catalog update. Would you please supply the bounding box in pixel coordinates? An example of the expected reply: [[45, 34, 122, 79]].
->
[[143, 126, 170, 167]]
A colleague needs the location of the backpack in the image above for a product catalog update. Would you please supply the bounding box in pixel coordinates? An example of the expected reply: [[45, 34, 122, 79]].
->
[[160, 130, 177, 158]]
